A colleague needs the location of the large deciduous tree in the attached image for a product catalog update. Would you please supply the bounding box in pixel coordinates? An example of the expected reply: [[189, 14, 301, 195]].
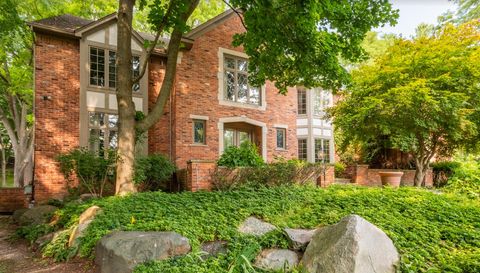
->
[[330, 21, 480, 186], [114, 0, 398, 194]]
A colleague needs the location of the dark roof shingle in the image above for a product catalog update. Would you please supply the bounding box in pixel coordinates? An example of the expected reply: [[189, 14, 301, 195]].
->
[[31, 14, 93, 33]]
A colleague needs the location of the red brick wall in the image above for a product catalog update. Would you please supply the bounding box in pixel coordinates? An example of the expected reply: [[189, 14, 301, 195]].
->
[[34, 34, 80, 203], [172, 15, 298, 169], [351, 165, 433, 187], [185, 160, 216, 191], [317, 165, 335, 187], [147, 55, 173, 158], [0, 188, 28, 212]]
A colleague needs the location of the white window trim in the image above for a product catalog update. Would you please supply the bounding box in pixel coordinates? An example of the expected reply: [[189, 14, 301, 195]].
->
[[217, 47, 267, 110]]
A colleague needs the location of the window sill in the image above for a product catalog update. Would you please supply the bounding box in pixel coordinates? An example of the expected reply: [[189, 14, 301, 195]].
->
[[275, 148, 287, 151], [219, 99, 266, 111], [190, 143, 208, 147]]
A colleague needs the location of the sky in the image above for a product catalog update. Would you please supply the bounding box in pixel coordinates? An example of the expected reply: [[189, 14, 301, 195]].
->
[[375, 0, 458, 37]]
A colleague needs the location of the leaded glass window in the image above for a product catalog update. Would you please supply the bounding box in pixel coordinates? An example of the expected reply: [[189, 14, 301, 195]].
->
[[223, 55, 260, 105], [193, 119, 206, 144], [276, 128, 286, 149], [313, 89, 332, 116], [89, 47, 141, 91]]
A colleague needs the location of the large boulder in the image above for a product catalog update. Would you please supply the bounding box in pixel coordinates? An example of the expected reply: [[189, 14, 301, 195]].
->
[[301, 215, 399, 273], [95, 231, 191, 273], [17, 205, 57, 226], [254, 249, 299, 271], [238, 217, 276, 236], [12, 208, 28, 224], [284, 228, 317, 250]]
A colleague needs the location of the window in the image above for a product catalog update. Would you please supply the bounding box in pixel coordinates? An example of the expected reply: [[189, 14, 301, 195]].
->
[[298, 139, 307, 161], [223, 129, 252, 149], [90, 47, 105, 86], [193, 119, 206, 144], [89, 46, 141, 92], [224, 55, 260, 105], [276, 128, 286, 149], [297, 89, 307, 115], [313, 89, 332, 116], [314, 138, 330, 163], [88, 112, 118, 156]]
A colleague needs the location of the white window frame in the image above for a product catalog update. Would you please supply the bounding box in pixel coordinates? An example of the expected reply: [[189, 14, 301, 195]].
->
[[217, 47, 266, 110]]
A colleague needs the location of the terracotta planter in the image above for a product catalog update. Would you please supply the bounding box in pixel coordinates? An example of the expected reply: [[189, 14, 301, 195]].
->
[[378, 171, 404, 188]]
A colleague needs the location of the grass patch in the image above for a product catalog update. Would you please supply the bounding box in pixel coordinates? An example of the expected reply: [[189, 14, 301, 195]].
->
[[43, 185, 479, 272]]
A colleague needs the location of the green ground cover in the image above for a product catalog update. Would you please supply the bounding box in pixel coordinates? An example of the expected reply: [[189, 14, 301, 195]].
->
[[38, 185, 480, 273]]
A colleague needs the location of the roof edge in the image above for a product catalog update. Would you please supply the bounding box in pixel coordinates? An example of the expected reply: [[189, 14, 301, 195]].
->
[[185, 9, 235, 39]]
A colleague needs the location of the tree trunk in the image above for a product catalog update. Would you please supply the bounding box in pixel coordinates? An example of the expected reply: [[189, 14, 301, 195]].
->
[[115, 0, 137, 195], [413, 162, 426, 187], [0, 140, 5, 187]]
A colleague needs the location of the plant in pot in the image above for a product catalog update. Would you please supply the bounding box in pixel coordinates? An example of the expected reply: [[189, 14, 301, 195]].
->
[[378, 171, 404, 188]]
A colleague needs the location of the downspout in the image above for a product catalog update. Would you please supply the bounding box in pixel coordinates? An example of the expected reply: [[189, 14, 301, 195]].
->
[[30, 27, 36, 207]]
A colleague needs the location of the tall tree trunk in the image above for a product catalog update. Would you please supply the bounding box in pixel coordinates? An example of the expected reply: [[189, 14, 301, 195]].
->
[[0, 137, 5, 187], [115, 0, 137, 195], [114, 0, 199, 194]]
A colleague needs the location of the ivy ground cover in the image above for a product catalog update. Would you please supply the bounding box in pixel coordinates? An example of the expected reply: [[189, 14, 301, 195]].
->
[[51, 185, 479, 273]]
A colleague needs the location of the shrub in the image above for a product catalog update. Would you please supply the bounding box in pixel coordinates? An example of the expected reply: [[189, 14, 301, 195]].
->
[[217, 141, 264, 167], [56, 148, 116, 197], [133, 154, 176, 191], [334, 162, 346, 178], [212, 159, 322, 190], [443, 158, 480, 198], [431, 161, 462, 187]]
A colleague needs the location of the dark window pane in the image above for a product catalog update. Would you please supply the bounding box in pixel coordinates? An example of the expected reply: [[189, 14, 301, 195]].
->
[[298, 139, 307, 161], [109, 51, 116, 88], [193, 120, 206, 144], [90, 47, 105, 87], [298, 89, 307, 115], [276, 129, 286, 149], [132, 56, 141, 92]]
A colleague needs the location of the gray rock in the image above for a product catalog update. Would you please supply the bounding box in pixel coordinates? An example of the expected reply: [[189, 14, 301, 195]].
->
[[254, 249, 299, 271], [95, 231, 191, 273], [284, 228, 317, 250], [200, 240, 228, 258], [238, 217, 276, 236], [17, 205, 57, 226], [301, 215, 399, 273]]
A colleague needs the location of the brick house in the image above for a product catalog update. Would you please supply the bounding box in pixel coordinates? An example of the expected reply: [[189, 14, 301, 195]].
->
[[28, 10, 335, 203]]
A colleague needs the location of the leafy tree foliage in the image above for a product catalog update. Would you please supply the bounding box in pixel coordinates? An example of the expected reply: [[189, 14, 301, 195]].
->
[[114, 0, 399, 194], [330, 21, 480, 186]]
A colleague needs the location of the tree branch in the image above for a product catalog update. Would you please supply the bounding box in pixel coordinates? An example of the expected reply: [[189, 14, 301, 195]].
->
[[133, 0, 176, 84], [222, 0, 247, 30], [137, 0, 199, 132]]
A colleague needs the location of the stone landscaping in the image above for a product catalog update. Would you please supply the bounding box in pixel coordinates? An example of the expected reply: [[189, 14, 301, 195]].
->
[[13, 203, 400, 273], [88, 213, 398, 273]]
